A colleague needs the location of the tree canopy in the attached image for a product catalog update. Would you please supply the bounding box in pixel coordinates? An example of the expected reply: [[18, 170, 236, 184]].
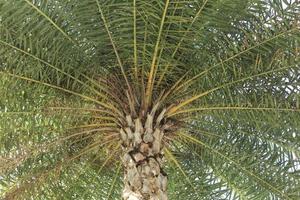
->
[[0, 0, 299, 199]]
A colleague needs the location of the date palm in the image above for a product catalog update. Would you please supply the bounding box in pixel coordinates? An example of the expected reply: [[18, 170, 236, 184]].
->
[[0, 0, 299, 199]]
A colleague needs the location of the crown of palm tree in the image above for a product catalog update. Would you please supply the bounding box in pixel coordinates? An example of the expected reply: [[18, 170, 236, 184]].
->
[[0, 0, 299, 199]]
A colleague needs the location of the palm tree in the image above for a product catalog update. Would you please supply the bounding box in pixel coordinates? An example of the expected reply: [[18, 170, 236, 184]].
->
[[0, 0, 299, 199]]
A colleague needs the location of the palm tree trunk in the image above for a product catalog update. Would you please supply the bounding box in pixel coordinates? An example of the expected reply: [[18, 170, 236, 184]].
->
[[120, 113, 168, 200]]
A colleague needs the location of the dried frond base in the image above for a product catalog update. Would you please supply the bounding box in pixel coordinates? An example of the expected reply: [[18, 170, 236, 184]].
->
[[120, 111, 169, 200]]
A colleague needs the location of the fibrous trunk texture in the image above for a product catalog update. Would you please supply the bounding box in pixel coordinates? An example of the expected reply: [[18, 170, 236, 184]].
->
[[120, 111, 168, 200]]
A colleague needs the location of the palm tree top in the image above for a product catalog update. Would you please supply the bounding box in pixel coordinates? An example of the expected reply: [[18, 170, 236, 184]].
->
[[0, 0, 299, 199]]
